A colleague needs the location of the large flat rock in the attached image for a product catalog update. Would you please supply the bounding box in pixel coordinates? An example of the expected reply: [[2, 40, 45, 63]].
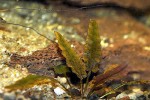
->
[[64, 0, 150, 10]]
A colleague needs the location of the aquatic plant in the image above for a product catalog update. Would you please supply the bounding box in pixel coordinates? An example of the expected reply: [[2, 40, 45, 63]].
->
[[5, 20, 149, 99]]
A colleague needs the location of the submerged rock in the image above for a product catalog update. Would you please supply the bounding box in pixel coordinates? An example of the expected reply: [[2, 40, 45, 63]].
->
[[63, 0, 150, 11]]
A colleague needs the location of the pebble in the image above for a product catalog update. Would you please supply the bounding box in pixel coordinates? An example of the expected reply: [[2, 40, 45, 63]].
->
[[88, 94, 99, 100], [116, 92, 128, 99], [116, 87, 148, 100], [3, 92, 16, 100], [57, 76, 67, 84], [54, 87, 65, 96], [16, 95, 28, 100], [128, 92, 138, 99], [137, 95, 146, 100]]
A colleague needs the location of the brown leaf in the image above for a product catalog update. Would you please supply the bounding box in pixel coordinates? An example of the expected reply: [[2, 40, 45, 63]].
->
[[92, 64, 127, 88]]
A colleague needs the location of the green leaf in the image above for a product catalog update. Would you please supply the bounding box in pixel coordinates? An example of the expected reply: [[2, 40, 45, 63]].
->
[[84, 19, 101, 72], [55, 32, 87, 79], [5, 74, 59, 91], [54, 65, 70, 74]]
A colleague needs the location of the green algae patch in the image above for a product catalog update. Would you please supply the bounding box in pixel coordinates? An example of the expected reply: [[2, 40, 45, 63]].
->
[[53, 65, 70, 74]]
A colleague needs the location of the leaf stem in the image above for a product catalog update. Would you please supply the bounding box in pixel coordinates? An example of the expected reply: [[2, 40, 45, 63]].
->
[[64, 74, 74, 99], [84, 64, 96, 94], [80, 79, 84, 99], [84, 70, 92, 93]]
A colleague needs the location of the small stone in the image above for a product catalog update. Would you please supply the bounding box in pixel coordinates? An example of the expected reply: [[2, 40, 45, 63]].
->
[[71, 18, 80, 24], [127, 71, 141, 80], [128, 93, 137, 100], [0, 93, 3, 98], [54, 87, 65, 96], [30, 95, 38, 100], [3, 92, 16, 100], [57, 77, 67, 84], [137, 95, 146, 100], [116, 92, 128, 99], [69, 88, 81, 96], [16, 94, 27, 100], [88, 94, 99, 100], [118, 96, 130, 100]]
